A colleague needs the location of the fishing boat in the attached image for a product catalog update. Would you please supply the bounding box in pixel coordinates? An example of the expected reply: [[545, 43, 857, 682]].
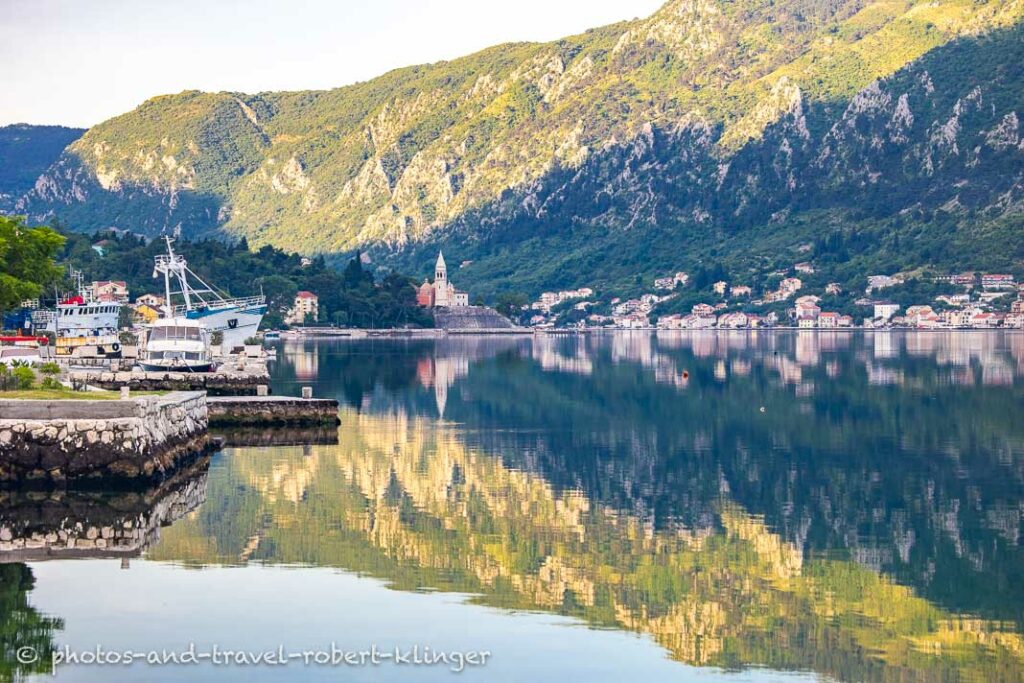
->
[[139, 318, 214, 372], [152, 236, 266, 349], [49, 270, 123, 359]]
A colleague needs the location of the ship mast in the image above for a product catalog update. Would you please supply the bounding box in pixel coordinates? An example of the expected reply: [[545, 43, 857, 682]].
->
[[153, 236, 194, 315], [153, 235, 241, 317]]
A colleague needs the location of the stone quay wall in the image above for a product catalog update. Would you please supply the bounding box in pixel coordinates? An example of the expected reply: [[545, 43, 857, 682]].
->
[[207, 396, 340, 426], [69, 367, 270, 396], [433, 306, 522, 331], [0, 392, 209, 486]]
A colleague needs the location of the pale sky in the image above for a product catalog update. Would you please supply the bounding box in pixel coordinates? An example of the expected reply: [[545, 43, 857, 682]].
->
[[0, 0, 664, 128]]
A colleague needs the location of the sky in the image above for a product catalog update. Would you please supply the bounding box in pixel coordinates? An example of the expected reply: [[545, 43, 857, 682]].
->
[[0, 0, 665, 128]]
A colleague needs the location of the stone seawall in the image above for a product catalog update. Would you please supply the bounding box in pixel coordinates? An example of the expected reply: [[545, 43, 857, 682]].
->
[[0, 392, 209, 486], [207, 396, 340, 426], [69, 368, 270, 395], [433, 306, 522, 331]]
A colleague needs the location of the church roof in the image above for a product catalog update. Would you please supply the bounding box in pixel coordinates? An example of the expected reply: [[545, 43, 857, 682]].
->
[[436, 251, 446, 269]]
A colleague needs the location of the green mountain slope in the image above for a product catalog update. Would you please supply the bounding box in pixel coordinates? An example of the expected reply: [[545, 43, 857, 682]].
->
[[10, 0, 1024, 295], [0, 124, 83, 212]]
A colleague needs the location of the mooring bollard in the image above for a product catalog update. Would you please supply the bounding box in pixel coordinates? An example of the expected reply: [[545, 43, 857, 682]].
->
[[257, 385, 269, 397], [302, 386, 313, 400], [120, 386, 130, 400]]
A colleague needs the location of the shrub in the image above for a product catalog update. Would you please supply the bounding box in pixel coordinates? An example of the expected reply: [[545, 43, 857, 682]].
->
[[12, 366, 35, 390], [39, 362, 61, 376], [40, 376, 63, 391]]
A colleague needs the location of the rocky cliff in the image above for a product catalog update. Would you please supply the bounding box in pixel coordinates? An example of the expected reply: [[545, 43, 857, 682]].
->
[[0, 124, 84, 212]]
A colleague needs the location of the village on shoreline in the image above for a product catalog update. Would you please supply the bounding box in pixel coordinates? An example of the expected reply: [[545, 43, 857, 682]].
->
[[524, 266, 1024, 331]]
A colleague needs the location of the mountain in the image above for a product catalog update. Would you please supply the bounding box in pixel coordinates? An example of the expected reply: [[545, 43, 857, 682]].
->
[[9, 0, 1024, 297], [0, 124, 83, 212]]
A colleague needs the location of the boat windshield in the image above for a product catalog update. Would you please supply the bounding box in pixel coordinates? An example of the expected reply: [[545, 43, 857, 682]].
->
[[147, 351, 202, 360], [149, 326, 202, 341]]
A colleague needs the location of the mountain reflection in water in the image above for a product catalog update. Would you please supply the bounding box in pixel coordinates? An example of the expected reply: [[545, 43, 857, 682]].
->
[[5, 331, 1024, 682]]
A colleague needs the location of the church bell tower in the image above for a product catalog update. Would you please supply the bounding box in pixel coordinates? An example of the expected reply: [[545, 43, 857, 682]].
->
[[435, 251, 447, 284], [434, 251, 449, 306]]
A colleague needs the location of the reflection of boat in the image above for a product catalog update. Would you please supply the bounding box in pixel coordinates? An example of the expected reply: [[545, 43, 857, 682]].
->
[[140, 318, 214, 372], [153, 236, 266, 349]]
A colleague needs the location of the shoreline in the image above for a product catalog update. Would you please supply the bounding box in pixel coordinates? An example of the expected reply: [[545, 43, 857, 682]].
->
[[277, 326, 1021, 337]]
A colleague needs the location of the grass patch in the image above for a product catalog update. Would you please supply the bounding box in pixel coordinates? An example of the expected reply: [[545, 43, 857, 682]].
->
[[0, 389, 167, 400]]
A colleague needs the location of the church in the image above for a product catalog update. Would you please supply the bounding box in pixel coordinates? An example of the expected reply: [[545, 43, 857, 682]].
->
[[416, 251, 470, 308]]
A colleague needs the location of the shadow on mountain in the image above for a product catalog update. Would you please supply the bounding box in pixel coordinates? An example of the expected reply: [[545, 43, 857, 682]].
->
[[16, 148, 223, 239], [0, 124, 84, 212]]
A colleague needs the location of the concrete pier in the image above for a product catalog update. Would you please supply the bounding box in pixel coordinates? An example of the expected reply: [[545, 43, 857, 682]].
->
[[1, 388, 338, 486], [207, 396, 340, 426], [69, 366, 270, 395]]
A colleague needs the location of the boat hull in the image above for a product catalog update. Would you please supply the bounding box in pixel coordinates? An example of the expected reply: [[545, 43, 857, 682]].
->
[[186, 305, 266, 349]]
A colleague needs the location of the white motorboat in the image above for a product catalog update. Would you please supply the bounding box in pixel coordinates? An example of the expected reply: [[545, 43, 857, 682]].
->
[[139, 318, 214, 372]]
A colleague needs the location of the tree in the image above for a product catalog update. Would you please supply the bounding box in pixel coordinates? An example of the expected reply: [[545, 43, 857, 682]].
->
[[496, 292, 529, 320], [257, 274, 299, 322], [0, 216, 64, 318], [342, 252, 373, 289]]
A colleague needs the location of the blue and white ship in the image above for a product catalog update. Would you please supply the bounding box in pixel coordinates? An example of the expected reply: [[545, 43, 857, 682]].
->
[[153, 237, 266, 350]]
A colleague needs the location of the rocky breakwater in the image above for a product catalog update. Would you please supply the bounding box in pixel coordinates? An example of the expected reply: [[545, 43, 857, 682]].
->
[[0, 392, 210, 486]]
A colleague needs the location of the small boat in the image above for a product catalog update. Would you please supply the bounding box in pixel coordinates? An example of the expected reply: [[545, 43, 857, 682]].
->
[[263, 330, 281, 340], [139, 318, 214, 372]]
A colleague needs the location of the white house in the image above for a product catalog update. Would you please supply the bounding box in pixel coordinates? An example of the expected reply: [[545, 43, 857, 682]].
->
[[873, 302, 900, 321], [286, 291, 319, 324]]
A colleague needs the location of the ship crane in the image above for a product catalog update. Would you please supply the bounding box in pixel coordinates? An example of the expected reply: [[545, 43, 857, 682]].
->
[[153, 236, 238, 317], [150, 235, 267, 348]]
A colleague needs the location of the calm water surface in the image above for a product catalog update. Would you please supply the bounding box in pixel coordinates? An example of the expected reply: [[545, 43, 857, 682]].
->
[[3, 331, 1024, 682]]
